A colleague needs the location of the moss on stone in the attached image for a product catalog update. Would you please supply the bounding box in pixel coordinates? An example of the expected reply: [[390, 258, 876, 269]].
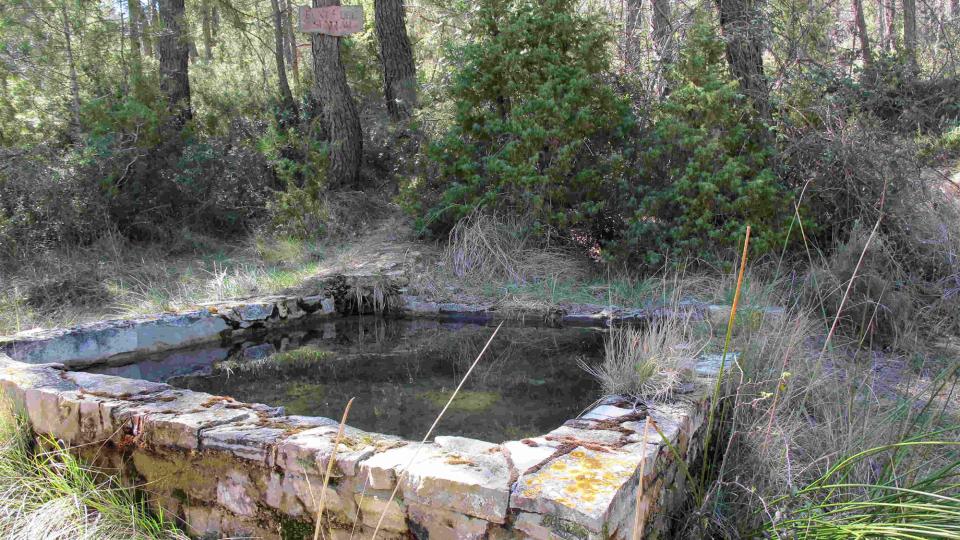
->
[[418, 390, 500, 412], [278, 514, 314, 540], [543, 513, 591, 540]]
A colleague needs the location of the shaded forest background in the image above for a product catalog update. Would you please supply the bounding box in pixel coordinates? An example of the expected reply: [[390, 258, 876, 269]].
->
[[1, 0, 959, 333]]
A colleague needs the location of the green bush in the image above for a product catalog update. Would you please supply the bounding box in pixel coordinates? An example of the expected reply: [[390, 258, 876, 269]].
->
[[262, 125, 331, 238], [608, 12, 795, 265], [413, 0, 633, 234]]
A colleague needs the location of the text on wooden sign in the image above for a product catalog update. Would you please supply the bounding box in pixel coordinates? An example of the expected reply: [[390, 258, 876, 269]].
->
[[298, 5, 363, 36]]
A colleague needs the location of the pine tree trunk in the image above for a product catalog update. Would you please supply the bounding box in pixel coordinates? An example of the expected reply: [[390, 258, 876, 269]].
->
[[374, 0, 417, 119], [201, 2, 213, 62], [876, 0, 887, 50], [285, 0, 300, 86], [952, 0, 959, 17], [903, 0, 917, 66], [853, 0, 873, 67], [143, 0, 156, 58], [885, 0, 898, 50], [311, 0, 362, 187], [623, 0, 643, 69], [271, 0, 298, 123], [715, 0, 770, 117], [128, 0, 143, 74], [651, 0, 674, 67], [158, 0, 191, 128], [60, 0, 81, 132]]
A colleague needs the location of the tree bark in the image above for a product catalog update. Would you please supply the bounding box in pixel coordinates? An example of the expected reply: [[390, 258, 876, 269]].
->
[[201, 1, 213, 62], [311, 0, 362, 187], [271, 0, 298, 122], [60, 0, 81, 132], [140, 0, 157, 57], [953, 0, 959, 17], [128, 0, 143, 73], [884, 0, 897, 51], [158, 0, 192, 128], [623, 0, 643, 69], [285, 0, 300, 86], [374, 0, 417, 119], [853, 0, 873, 67], [876, 0, 886, 50], [903, 0, 917, 66], [715, 0, 770, 117], [651, 0, 675, 67]]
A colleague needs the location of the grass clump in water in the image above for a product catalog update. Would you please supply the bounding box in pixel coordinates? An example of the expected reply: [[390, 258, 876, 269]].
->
[[419, 390, 500, 412], [271, 346, 331, 367], [0, 399, 186, 539]]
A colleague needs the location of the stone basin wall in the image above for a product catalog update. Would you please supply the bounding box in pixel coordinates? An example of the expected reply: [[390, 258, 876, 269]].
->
[[0, 275, 743, 539], [0, 349, 721, 539], [0, 275, 751, 369]]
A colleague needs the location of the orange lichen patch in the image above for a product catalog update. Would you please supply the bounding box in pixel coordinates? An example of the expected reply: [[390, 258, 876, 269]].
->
[[445, 455, 475, 466], [200, 395, 237, 408], [514, 445, 653, 518]]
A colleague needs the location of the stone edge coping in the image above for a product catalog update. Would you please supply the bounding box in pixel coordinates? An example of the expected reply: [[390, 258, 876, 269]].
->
[[0, 349, 725, 536], [0, 279, 773, 369]]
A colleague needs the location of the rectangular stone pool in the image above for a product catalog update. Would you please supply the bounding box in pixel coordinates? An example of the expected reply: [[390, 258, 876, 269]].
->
[[86, 317, 605, 442]]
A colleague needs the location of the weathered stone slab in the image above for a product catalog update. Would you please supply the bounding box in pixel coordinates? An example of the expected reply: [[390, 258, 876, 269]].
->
[[435, 435, 499, 455], [511, 445, 656, 534], [112, 390, 260, 449], [217, 469, 258, 516], [401, 295, 441, 314], [503, 440, 556, 476], [359, 444, 419, 490], [400, 445, 512, 523], [546, 425, 627, 447], [407, 502, 490, 540], [580, 404, 636, 422], [133, 312, 229, 353], [66, 370, 168, 398], [356, 493, 408, 533], [0, 311, 229, 368], [277, 424, 376, 477], [201, 423, 287, 463]]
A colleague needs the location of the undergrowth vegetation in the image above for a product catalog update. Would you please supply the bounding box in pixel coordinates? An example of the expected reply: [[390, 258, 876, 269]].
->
[[0, 400, 185, 539]]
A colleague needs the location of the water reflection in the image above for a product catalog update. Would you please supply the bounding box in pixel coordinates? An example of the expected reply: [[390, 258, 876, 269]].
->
[[88, 317, 604, 441]]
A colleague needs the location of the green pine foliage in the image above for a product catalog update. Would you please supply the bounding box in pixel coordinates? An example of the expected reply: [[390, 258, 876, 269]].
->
[[414, 0, 633, 234], [609, 12, 795, 265]]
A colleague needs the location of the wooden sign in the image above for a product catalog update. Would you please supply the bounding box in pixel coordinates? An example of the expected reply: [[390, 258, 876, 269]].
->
[[299, 5, 363, 36]]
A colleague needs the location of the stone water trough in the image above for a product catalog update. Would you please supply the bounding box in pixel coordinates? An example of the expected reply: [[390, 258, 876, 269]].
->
[[0, 285, 732, 539]]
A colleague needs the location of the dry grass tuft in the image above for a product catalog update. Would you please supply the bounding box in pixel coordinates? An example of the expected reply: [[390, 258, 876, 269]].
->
[[0, 399, 186, 539], [581, 315, 703, 401], [442, 212, 590, 286]]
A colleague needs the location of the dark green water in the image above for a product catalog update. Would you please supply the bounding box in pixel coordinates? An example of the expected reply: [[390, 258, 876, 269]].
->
[[88, 317, 604, 441]]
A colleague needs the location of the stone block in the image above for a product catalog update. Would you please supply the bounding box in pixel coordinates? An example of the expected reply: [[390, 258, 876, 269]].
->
[[112, 389, 259, 449], [264, 471, 307, 517], [183, 505, 223, 537], [277, 424, 375, 477], [407, 502, 489, 540], [134, 312, 229, 354], [356, 493, 407, 533], [511, 445, 655, 534], [359, 444, 419, 490], [217, 469, 257, 516], [400, 445, 511, 523], [66, 371, 168, 398], [24, 388, 81, 442], [201, 423, 286, 463], [502, 440, 556, 476]]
